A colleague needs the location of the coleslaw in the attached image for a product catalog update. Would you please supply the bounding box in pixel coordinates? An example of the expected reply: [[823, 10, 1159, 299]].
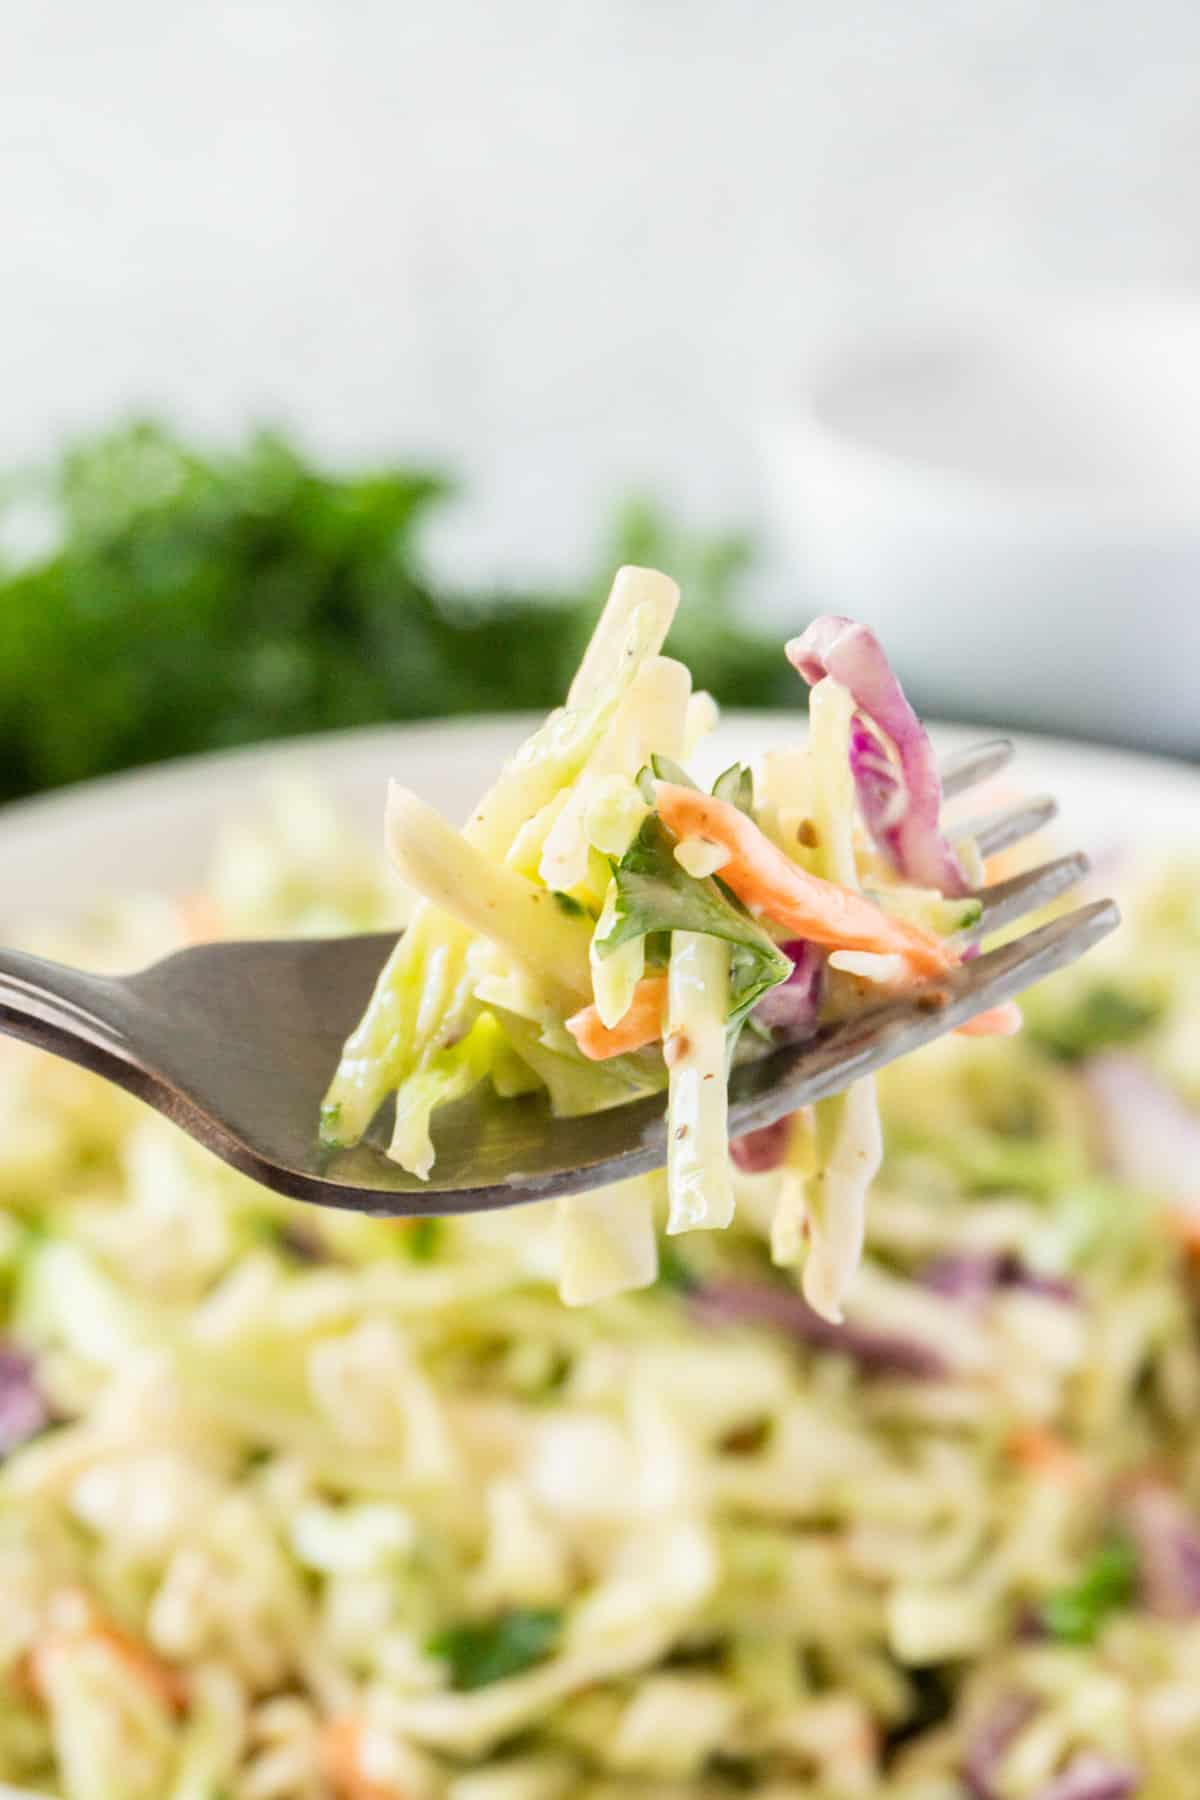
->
[[323, 569, 1005, 1317], [0, 766, 1198, 1797]]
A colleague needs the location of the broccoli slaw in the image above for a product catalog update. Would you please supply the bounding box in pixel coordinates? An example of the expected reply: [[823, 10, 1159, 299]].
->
[[323, 569, 1013, 1317], [0, 773, 1199, 1798]]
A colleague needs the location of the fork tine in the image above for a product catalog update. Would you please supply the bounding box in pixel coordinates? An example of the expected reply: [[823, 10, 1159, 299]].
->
[[950, 897, 1120, 1007], [955, 794, 1058, 859], [728, 899, 1121, 1132], [973, 852, 1090, 934], [939, 737, 1013, 799]]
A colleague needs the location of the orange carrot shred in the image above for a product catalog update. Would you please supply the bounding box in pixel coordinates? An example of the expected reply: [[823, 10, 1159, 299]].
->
[[177, 892, 225, 944], [1008, 1426, 1087, 1486], [566, 975, 669, 1061], [654, 784, 955, 979], [28, 1593, 188, 1713], [320, 1718, 407, 1800], [957, 1002, 1023, 1039]]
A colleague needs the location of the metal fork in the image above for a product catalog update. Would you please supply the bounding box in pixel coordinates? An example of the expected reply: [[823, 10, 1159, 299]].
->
[[0, 740, 1118, 1216]]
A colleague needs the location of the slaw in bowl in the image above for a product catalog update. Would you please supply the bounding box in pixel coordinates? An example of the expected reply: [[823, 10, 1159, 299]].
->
[[0, 682, 1197, 1798]]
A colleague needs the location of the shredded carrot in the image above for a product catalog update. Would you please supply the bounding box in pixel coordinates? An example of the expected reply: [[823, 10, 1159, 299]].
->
[[654, 785, 955, 979], [1165, 1207, 1200, 1259], [983, 849, 1024, 885], [956, 1002, 1023, 1039], [1007, 1426, 1087, 1486], [320, 1718, 406, 1800], [27, 1593, 188, 1713], [177, 891, 225, 944], [566, 975, 668, 1061], [92, 1621, 189, 1710]]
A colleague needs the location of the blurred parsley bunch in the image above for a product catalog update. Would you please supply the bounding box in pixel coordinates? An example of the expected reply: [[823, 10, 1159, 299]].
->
[[0, 422, 794, 801]]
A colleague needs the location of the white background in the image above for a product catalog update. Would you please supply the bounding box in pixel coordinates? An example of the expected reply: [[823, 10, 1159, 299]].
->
[[4, 0, 1199, 581]]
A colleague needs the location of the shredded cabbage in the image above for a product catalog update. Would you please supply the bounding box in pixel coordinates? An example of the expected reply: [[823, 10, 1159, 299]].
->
[[804, 673, 885, 1321], [321, 567, 679, 1143], [664, 931, 736, 1234], [0, 773, 1196, 1799]]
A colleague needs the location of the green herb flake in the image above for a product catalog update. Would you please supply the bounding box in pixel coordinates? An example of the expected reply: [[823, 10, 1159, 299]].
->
[[551, 890, 587, 918], [1039, 1535, 1137, 1644], [596, 814, 790, 1029], [650, 752, 698, 790], [657, 1242, 699, 1294], [428, 1607, 563, 1691], [405, 1216, 442, 1262], [1030, 984, 1163, 1063], [318, 1102, 344, 1148], [712, 761, 754, 814]]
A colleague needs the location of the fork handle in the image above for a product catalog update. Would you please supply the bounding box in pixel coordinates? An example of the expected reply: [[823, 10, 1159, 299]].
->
[[0, 979, 147, 1089], [0, 947, 125, 1039]]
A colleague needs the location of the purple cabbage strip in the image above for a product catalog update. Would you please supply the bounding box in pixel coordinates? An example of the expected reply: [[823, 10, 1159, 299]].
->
[[963, 1691, 1038, 1800], [849, 718, 907, 842], [690, 1279, 948, 1379], [923, 1251, 1076, 1308], [0, 1344, 49, 1458], [1083, 1055, 1200, 1211], [752, 938, 825, 1039], [787, 615, 969, 895], [1034, 1753, 1140, 1800], [1123, 1483, 1200, 1620], [924, 1251, 1008, 1306], [1016, 1269, 1079, 1304], [734, 942, 822, 1170], [729, 1118, 794, 1175]]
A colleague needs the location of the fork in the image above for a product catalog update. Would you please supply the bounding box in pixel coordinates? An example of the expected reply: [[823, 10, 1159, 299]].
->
[[0, 739, 1118, 1216]]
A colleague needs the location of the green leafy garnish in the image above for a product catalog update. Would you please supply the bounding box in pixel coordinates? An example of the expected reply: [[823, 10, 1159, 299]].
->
[[318, 1102, 343, 1148], [405, 1217, 442, 1262], [551, 890, 588, 918], [595, 814, 790, 1029], [1029, 984, 1163, 1062], [657, 1242, 699, 1293], [1039, 1535, 1137, 1644], [649, 753, 698, 790], [712, 762, 754, 814], [428, 1608, 563, 1690]]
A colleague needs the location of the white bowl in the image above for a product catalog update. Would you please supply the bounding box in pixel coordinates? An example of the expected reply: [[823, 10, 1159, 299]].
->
[[765, 296, 1200, 756]]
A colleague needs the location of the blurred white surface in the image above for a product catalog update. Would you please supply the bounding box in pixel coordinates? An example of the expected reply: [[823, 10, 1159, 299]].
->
[[4, 0, 1200, 589], [767, 297, 1200, 754]]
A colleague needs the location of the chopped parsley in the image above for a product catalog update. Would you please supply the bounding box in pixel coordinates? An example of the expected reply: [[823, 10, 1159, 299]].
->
[[318, 1102, 343, 1147], [1030, 984, 1162, 1063], [551, 890, 588, 918], [657, 1242, 699, 1294], [428, 1608, 563, 1690], [405, 1216, 443, 1262], [1039, 1535, 1137, 1644]]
